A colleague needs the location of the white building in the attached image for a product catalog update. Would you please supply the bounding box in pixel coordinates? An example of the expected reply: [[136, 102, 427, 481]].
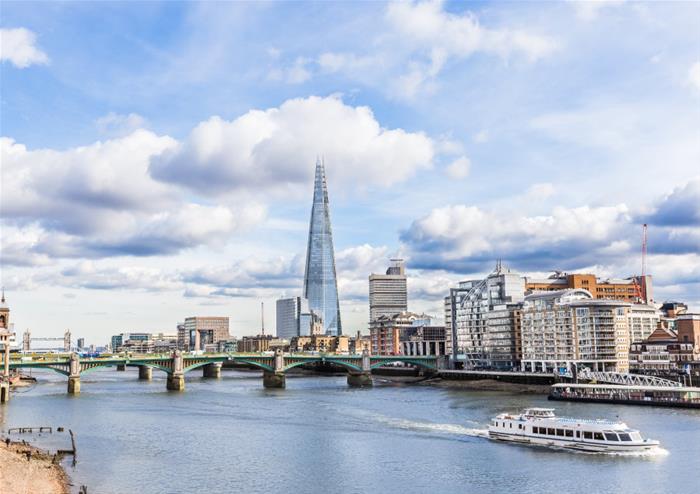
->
[[369, 259, 408, 323]]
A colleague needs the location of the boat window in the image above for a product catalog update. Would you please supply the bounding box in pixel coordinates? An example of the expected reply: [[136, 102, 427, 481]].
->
[[534, 427, 542, 434], [594, 433, 604, 441], [547, 428, 555, 435], [584, 431, 593, 439], [556, 429, 565, 437], [630, 432, 642, 441], [618, 433, 632, 441], [518, 424, 522, 430], [509, 423, 512, 429], [576, 431, 581, 438], [565, 430, 574, 437], [604, 433, 619, 441]]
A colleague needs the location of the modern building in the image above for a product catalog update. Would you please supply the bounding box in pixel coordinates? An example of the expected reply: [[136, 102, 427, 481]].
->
[[77, 338, 85, 350], [276, 297, 303, 339], [370, 311, 433, 356], [448, 264, 525, 370], [525, 272, 653, 304], [369, 259, 407, 323], [627, 304, 661, 343], [182, 317, 230, 352], [520, 289, 633, 373], [111, 332, 150, 353], [401, 325, 449, 356], [303, 159, 342, 336]]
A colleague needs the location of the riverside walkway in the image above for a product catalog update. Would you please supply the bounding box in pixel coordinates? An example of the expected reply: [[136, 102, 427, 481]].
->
[[5, 350, 441, 398]]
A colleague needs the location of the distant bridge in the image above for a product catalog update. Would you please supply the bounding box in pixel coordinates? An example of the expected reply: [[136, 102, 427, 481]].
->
[[7, 350, 441, 395]]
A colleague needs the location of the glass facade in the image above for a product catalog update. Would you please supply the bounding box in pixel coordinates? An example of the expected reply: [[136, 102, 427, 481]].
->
[[303, 159, 342, 336]]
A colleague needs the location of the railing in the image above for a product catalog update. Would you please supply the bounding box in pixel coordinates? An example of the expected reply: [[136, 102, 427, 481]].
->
[[576, 368, 681, 388]]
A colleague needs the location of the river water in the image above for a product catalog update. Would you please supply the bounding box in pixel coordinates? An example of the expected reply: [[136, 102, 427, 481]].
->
[[1, 369, 698, 494]]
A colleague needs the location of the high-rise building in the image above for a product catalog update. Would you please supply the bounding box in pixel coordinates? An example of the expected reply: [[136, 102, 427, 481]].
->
[[276, 297, 302, 339], [303, 159, 342, 336], [448, 263, 525, 370], [369, 259, 407, 323]]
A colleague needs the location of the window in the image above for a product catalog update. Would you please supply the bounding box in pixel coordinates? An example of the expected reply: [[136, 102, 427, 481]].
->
[[604, 433, 619, 441], [509, 423, 512, 429], [565, 430, 574, 437], [594, 433, 604, 441], [584, 431, 593, 439], [547, 428, 555, 435], [518, 424, 522, 430], [576, 431, 580, 438], [556, 429, 565, 437], [618, 433, 632, 441]]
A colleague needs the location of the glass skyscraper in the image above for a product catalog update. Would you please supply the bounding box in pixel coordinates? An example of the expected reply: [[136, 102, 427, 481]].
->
[[303, 159, 342, 336]]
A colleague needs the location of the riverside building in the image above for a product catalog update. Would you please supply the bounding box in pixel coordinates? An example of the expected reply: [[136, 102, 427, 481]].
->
[[370, 312, 433, 355], [181, 317, 230, 352], [303, 159, 342, 336], [369, 259, 407, 323], [520, 289, 633, 373], [448, 264, 525, 370], [525, 272, 653, 304]]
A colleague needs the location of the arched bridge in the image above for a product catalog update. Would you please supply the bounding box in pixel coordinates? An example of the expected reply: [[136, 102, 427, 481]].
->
[[8, 351, 442, 394]]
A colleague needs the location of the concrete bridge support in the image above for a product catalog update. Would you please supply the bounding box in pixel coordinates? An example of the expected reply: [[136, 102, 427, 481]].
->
[[348, 350, 373, 387], [202, 363, 222, 378], [138, 365, 152, 381], [167, 351, 185, 391], [263, 371, 286, 388], [116, 364, 126, 371], [67, 353, 81, 395], [0, 381, 10, 403]]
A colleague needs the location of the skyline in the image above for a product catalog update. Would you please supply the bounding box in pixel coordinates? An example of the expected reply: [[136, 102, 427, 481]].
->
[[1, 1, 699, 343]]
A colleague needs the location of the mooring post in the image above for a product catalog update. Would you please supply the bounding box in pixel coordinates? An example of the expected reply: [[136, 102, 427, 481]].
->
[[263, 349, 286, 388], [67, 353, 81, 395], [166, 351, 185, 391]]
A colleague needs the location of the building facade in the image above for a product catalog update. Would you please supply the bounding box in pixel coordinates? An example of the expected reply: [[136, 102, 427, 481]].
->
[[183, 317, 230, 352], [627, 304, 660, 343], [290, 335, 350, 354], [370, 312, 433, 356], [276, 297, 302, 339], [525, 272, 653, 304], [369, 259, 407, 323], [449, 265, 525, 370], [520, 289, 633, 373], [303, 159, 342, 336], [401, 326, 449, 356]]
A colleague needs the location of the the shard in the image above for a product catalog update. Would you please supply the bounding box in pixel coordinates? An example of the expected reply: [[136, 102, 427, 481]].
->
[[303, 158, 342, 336]]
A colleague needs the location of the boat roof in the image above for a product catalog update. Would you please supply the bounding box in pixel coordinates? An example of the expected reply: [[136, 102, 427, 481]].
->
[[552, 383, 700, 392], [524, 407, 555, 412]]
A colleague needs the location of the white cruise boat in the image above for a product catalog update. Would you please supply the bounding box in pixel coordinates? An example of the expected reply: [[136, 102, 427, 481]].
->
[[488, 408, 660, 453]]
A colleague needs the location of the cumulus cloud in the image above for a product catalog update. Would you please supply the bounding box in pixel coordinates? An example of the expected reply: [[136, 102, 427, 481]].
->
[[445, 156, 471, 179], [644, 179, 700, 227], [0, 27, 49, 68], [1, 131, 263, 261], [55, 262, 182, 291], [150, 95, 435, 193]]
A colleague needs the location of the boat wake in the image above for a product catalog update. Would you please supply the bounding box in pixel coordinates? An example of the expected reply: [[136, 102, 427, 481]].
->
[[373, 415, 489, 439], [600, 447, 669, 458]]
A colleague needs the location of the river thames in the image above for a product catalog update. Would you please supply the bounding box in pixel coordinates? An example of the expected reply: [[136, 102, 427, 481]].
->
[[1, 369, 698, 494]]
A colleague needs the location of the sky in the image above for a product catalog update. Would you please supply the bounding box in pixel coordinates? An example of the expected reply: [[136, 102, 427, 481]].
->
[[1, 0, 699, 345]]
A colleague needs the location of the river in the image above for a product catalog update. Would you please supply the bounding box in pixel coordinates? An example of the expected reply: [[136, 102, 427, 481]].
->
[[1, 369, 698, 494]]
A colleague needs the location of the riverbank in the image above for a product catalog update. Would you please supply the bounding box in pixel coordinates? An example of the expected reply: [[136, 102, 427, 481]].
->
[[428, 377, 551, 394], [0, 439, 70, 494]]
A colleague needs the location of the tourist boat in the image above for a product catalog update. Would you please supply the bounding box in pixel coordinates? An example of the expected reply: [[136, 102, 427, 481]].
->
[[488, 408, 660, 453]]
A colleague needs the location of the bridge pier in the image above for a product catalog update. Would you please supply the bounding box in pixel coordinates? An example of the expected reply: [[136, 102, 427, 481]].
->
[[167, 373, 185, 391], [0, 381, 10, 403], [67, 375, 81, 394], [347, 372, 373, 387], [138, 365, 152, 381], [116, 364, 126, 371], [263, 371, 286, 388], [202, 363, 222, 379]]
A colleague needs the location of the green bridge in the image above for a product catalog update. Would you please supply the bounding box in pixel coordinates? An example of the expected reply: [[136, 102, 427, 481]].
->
[[7, 350, 442, 395]]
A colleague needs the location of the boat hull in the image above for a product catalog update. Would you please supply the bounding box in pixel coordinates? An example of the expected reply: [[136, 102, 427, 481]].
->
[[488, 430, 659, 453]]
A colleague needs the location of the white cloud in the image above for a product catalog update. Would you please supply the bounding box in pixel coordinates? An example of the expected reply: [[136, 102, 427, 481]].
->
[[688, 61, 700, 92], [445, 156, 471, 179], [268, 57, 312, 84], [570, 0, 626, 21], [96, 112, 148, 137], [0, 27, 49, 68], [151, 95, 435, 193]]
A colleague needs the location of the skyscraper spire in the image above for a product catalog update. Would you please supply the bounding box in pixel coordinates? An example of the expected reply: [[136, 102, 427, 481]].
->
[[303, 157, 342, 335]]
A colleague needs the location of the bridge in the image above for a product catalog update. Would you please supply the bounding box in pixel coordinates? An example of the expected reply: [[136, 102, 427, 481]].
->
[[5, 350, 441, 398]]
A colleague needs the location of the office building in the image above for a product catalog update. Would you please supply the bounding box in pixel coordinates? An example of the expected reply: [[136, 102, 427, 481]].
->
[[369, 259, 407, 323], [183, 317, 230, 352], [276, 297, 302, 339], [525, 272, 653, 304], [370, 311, 433, 356], [303, 159, 342, 335]]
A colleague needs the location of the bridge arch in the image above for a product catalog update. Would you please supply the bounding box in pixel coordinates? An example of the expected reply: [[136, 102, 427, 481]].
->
[[11, 363, 70, 377], [283, 358, 362, 373], [182, 359, 227, 374], [80, 362, 173, 375], [230, 359, 275, 373], [369, 359, 436, 371]]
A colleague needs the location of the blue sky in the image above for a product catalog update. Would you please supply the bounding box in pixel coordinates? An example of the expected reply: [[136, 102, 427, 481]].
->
[[2, 1, 699, 344]]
